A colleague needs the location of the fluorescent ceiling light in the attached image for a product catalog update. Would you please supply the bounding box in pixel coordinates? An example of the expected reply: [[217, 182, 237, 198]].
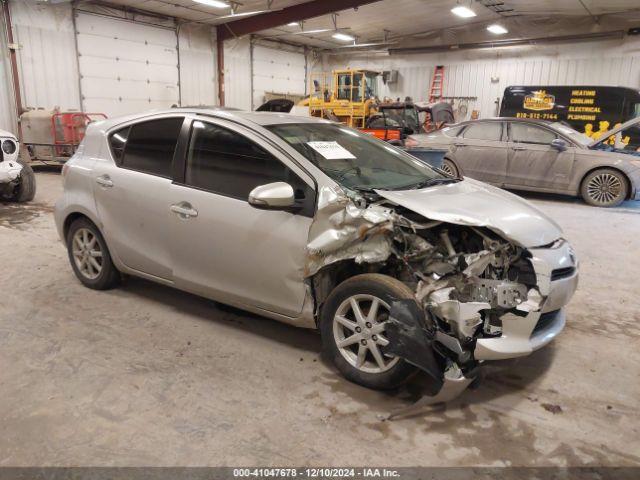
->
[[193, 0, 229, 8], [451, 5, 476, 18], [487, 24, 508, 34], [217, 10, 267, 19], [292, 28, 331, 35], [335, 41, 397, 48], [332, 32, 355, 42], [287, 22, 299, 26]]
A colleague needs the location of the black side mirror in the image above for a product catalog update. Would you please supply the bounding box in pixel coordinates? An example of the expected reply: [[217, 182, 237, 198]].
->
[[551, 138, 568, 151]]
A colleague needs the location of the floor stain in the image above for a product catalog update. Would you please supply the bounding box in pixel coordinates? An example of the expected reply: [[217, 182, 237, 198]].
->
[[0, 202, 53, 230]]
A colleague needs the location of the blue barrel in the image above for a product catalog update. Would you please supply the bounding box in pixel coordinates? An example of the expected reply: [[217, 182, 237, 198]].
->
[[405, 148, 446, 169]]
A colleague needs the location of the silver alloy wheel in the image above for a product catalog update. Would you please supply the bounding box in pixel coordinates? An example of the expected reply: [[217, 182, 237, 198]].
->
[[440, 160, 456, 177], [72, 228, 103, 280], [332, 294, 399, 374], [587, 172, 623, 205]]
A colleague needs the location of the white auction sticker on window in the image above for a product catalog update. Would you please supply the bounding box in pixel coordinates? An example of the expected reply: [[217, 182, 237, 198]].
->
[[306, 141, 356, 160]]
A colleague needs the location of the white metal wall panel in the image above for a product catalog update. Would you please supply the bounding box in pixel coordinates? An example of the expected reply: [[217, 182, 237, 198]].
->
[[178, 24, 217, 107], [224, 37, 252, 111], [328, 37, 640, 121], [252, 44, 306, 109], [9, 0, 80, 111], [75, 12, 179, 117]]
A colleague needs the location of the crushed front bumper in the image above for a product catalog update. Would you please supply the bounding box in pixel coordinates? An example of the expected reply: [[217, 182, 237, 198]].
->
[[475, 240, 578, 360]]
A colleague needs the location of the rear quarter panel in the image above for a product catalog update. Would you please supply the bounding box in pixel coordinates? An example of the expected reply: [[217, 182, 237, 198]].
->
[[54, 126, 103, 241]]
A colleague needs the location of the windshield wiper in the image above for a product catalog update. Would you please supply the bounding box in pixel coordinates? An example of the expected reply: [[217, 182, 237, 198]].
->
[[399, 177, 460, 190]]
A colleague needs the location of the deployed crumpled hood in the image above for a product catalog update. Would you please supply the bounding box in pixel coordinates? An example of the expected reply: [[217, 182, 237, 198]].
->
[[375, 178, 563, 248]]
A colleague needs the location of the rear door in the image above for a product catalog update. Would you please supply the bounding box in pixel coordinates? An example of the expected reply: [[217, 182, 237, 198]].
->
[[505, 122, 575, 190], [168, 117, 315, 317], [93, 115, 184, 280], [452, 121, 508, 184]]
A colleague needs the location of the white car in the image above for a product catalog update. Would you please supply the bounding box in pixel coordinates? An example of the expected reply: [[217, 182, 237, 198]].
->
[[0, 129, 35, 202]]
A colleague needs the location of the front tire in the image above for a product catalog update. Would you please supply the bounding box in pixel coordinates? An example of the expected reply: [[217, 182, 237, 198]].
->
[[581, 168, 628, 207], [320, 274, 418, 390], [66, 217, 120, 290], [10, 160, 36, 202]]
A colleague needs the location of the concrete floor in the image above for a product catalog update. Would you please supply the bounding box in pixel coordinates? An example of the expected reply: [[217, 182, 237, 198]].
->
[[1, 170, 639, 467]]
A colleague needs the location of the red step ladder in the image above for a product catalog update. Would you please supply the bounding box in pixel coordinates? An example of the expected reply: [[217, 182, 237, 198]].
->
[[428, 65, 445, 103]]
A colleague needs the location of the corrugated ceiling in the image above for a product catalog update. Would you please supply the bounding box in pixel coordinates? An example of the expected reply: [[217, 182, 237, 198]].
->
[[84, 0, 640, 49]]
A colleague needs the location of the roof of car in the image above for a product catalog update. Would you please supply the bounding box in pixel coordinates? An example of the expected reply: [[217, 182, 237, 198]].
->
[[94, 107, 332, 131], [456, 117, 553, 126]]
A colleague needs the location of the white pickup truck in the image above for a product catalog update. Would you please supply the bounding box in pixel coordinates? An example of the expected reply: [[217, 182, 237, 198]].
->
[[0, 129, 35, 202]]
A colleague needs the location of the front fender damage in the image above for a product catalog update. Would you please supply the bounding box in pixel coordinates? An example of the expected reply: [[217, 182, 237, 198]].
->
[[304, 186, 552, 414]]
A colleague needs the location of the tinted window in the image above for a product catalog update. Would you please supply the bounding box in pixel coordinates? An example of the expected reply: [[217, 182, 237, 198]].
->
[[511, 123, 557, 144], [186, 121, 314, 214], [109, 126, 130, 163], [120, 117, 183, 177], [462, 122, 503, 141]]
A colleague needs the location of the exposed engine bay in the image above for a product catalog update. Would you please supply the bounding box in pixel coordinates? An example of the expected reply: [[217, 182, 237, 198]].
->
[[306, 185, 574, 414]]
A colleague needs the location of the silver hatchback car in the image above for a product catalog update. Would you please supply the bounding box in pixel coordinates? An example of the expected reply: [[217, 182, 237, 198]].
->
[[55, 109, 578, 401]]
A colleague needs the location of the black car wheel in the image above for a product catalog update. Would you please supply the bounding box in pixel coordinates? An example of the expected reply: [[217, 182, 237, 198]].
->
[[581, 168, 628, 207], [440, 158, 459, 178], [66, 217, 120, 290], [320, 274, 418, 390]]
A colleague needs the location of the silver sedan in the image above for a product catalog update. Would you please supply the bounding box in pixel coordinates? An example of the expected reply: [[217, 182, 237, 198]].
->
[[55, 109, 578, 402], [408, 117, 640, 207]]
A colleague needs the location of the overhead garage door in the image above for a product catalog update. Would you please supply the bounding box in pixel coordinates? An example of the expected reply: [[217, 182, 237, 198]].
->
[[75, 13, 180, 117], [252, 45, 306, 109]]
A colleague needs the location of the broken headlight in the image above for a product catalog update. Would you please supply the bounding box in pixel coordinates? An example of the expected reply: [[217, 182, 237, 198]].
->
[[2, 139, 17, 155]]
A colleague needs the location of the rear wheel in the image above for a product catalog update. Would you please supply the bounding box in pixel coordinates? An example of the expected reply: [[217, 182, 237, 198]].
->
[[66, 218, 120, 290], [10, 160, 36, 202], [320, 274, 418, 390], [440, 158, 459, 178], [580, 168, 627, 207]]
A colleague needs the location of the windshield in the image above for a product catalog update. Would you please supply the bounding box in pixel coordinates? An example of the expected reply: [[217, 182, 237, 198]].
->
[[550, 122, 592, 147], [265, 123, 446, 191]]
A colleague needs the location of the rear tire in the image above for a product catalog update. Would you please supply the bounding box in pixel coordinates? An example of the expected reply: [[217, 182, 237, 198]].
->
[[320, 274, 418, 390], [580, 168, 627, 207], [11, 160, 36, 202], [441, 158, 459, 178], [66, 217, 120, 290]]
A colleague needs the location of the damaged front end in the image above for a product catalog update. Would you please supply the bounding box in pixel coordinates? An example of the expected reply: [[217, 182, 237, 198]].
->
[[307, 185, 578, 411]]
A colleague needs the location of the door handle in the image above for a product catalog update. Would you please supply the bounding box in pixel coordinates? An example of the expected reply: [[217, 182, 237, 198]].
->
[[96, 175, 113, 188], [511, 145, 526, 151], [170, 202, 198, 219]]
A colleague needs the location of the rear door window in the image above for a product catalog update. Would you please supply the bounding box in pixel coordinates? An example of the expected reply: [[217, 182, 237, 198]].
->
[[510, 123, 557, 144], [461, 122, 503, 141], [113, 117, 183, 177]]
